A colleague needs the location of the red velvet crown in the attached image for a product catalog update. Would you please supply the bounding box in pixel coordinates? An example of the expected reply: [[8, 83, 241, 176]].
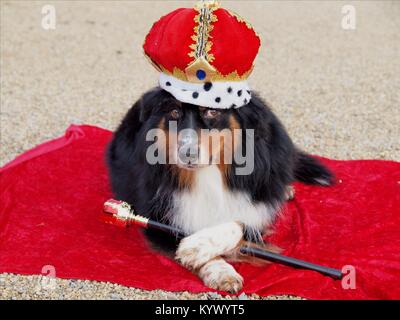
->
[[143, 1, 261, 83]]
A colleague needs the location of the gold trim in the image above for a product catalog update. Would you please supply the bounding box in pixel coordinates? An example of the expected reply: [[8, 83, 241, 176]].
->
[[185, 57, 217, 83], [195, 0, 220, 10], [226, 9, 253, 30], [227, 9, 261, 41], [143, 51, 254, 82], [110, 200, 149, 228], [130, 214, 149, 228], [188, 1, 219, 64], [216, 67, 254, 82]]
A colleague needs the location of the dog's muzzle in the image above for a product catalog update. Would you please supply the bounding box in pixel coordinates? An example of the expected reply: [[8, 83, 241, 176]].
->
[[177, 132, 200, 168]]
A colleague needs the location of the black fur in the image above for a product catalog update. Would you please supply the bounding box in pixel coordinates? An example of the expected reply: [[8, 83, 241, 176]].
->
[[294, 151, 334, 185], [106, 87, 333, 254]]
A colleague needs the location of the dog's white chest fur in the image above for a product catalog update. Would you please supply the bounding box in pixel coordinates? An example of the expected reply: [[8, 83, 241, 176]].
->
[[171, 165, 275, 235]]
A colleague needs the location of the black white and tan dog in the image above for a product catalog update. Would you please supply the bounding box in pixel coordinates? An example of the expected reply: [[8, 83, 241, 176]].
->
[[106, 1, 333, 293]]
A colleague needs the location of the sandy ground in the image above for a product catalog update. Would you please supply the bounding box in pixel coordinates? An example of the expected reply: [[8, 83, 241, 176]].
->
[[0, 0, 399, 300]]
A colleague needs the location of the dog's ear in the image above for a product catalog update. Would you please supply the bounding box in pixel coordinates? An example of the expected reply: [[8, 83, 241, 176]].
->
[[235, 93, 272, 138], [137, 87, 175, 122], [138, 101, 151, 123], [138, 88, 159, 122]]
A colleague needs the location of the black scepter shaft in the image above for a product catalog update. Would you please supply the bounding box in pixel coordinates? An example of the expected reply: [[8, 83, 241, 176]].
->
[[150, 221, 342, 279], [150, 219, 342, 279], [102, 199, 343, 280], [239, 246, 343, 279], [146, 219, 185, 237], [153, 220, 342, 279]]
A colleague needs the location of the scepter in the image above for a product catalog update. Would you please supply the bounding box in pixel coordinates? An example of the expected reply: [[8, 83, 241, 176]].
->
[[101, 199, 343, 279]]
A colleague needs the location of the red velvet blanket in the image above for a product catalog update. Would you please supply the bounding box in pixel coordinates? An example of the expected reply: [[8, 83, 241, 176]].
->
[[1, 125, 399, 299]]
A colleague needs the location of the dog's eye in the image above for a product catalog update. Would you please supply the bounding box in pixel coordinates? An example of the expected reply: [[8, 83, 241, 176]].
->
[[203, 109, 220, 119], [170, 109, 181, 119]]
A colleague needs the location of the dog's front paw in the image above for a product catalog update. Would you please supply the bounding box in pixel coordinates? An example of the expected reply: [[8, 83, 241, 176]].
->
[[176, 238, 212, 270], [175, 221, 243, 270], [199, 258, 243, 293]]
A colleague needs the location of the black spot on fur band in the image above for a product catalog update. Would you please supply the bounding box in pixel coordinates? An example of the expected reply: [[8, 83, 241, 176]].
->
[[203, 82, 213, 91]]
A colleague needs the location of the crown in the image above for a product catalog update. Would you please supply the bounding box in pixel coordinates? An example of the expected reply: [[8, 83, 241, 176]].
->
[[143, 1, 261, 109]]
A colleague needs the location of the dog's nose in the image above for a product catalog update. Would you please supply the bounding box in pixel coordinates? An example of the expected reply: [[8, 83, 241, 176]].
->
[[178, 131, 200, 165], [178, 143, 199, 164], [178, 134, 194, 146]]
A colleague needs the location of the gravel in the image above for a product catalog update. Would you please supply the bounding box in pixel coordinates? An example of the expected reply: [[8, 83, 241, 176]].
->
[[0, 273, 303, 300], [1, 0, 399, 300]]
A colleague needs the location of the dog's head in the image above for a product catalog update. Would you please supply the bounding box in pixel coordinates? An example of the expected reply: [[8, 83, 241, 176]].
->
[[137, 88, 249, 172]]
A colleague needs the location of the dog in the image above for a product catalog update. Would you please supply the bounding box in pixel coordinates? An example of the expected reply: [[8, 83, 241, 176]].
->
[[106, 87, 333, 293]]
